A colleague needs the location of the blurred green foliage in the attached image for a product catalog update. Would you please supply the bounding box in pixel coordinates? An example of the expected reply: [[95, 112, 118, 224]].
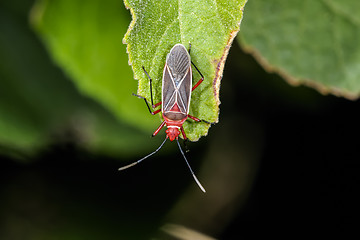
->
[[239, 0, 360, 99], [0, 0, 161, 158], [32, 0, 157, 131]]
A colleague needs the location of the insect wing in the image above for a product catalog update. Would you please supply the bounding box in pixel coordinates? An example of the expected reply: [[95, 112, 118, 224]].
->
[[162, 65, 176, 111], [175, 66, 192, 114], [162, 44, 192, 115]]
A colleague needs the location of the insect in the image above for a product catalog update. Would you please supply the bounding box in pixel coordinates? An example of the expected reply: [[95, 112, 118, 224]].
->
[[119, 44, 211, 192]]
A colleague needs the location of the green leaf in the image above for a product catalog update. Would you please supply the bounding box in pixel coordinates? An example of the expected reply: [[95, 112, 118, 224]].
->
[[123, 0, 247, 141], [0, 6, 76, 157], [0, 2, 162, 158], [238, 0, 360, 100], [31, 0, 158, 133]]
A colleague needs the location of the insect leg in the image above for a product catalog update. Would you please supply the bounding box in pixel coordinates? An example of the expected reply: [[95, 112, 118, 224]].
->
[[132, 93, 161, 115], [133, 66, 161, 113], [187, 114, 213, 124], [152, 121, 166, 137], [180, 126, 190, 152], [142, 66, 158, 107], [180, 126, 188, 140], [191, 61, 204, 92], [187, 43, 204, 92]]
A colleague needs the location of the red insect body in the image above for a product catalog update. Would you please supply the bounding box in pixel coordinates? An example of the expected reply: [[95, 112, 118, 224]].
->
[[119, 44, 209, 192], [150, 44, 204, 142]]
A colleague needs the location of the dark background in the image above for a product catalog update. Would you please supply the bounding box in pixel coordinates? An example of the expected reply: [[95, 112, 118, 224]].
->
[[1, 1, 359, 239]]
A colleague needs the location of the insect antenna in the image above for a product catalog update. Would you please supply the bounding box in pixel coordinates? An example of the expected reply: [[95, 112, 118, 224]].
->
[[176, 139, 206, 193], [118, 137, 168, 171]]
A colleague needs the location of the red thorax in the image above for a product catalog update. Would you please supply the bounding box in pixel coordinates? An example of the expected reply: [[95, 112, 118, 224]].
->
[[165, 127, 181, 141]]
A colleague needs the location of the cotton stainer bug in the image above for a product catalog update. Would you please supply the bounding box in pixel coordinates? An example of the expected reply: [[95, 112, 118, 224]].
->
[[119, 44, 211, 192]]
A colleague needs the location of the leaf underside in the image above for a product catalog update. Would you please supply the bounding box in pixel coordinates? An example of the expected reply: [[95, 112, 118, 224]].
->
[[123, 0, 247, 141], [239, 0, 360, 100]]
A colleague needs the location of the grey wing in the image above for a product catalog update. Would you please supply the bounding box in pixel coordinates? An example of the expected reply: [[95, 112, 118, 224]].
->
[[176, 67, 192, 114], [166, 44, 191, 81], [162, 65, 192, 115], [162, 65, 176, 112]]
